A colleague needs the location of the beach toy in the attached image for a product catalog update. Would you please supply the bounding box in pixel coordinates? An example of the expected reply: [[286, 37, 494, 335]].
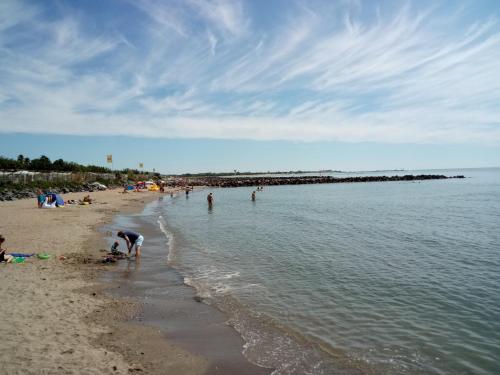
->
[[37, 253, 51, 260], [9, 253, 35, 257], [12, 257, 25, 264]]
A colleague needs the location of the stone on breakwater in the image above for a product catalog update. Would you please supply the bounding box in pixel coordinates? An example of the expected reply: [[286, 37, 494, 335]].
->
[[183, 174, 463, 188]]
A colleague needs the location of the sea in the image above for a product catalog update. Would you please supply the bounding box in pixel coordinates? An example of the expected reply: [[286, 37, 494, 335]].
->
[[110, 168, 500, 375]]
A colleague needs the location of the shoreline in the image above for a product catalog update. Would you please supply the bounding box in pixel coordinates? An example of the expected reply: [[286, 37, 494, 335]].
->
[[1, 187, 273, 374], [0, 188, 213, 374], [84, 189, 218, 375], [147, 188, 374, 375], [97, 194, 272, 374]]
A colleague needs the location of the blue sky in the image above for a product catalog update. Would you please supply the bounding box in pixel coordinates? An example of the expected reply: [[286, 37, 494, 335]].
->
[[0, 0, 499, 173]]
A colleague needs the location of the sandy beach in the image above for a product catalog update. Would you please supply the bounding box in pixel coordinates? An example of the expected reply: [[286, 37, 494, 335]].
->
[[0, 188, 212, 374]]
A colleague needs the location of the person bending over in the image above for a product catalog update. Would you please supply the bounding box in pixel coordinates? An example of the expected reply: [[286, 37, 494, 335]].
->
[[117, 230, 144, 257]]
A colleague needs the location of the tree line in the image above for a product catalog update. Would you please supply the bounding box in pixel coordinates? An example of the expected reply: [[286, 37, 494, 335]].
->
[[0, 154, 114, 173]]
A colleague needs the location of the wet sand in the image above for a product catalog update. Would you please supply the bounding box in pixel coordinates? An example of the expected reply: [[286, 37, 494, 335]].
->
[[100, 197, 272, 375]]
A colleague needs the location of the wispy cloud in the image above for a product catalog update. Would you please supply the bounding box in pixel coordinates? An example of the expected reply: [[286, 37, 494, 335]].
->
[[1, 0, 500, 144]]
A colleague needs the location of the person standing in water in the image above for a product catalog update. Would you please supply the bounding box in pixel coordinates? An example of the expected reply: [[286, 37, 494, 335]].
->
[[207, 192, 213, 207], [117, 230, 144, 257], [251, 191, 256, 201]]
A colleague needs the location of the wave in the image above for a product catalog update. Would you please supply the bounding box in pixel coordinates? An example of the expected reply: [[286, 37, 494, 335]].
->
[[157, 215, 175, 264]]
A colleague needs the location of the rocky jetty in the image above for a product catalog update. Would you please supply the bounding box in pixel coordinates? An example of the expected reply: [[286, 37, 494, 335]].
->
[[188, 174, 465, 188]]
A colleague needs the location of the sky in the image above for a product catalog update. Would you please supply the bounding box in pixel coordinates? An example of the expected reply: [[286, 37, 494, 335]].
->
[[0, 0, 499, 173]]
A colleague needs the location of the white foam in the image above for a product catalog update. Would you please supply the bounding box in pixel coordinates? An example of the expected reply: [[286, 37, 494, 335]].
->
[[157, 215, 175, 264], [218, 271, 241, 279]]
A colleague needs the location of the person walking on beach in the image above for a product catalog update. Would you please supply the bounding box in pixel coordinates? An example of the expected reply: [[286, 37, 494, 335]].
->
[[251, 191, 256, 201], [117, 230, 144, 257], [207, 192, 213, 207]]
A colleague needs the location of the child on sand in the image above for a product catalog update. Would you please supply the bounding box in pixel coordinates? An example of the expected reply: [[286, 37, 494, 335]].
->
[[110, 241, 122, 255], [0, 235, 14, 263]]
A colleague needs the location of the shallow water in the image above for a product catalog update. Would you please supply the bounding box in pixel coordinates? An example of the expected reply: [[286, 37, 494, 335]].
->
[[159, 168, 500, 374]]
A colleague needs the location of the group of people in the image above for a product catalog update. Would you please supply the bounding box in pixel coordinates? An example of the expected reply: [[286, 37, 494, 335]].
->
[[31, 186, 265, 263], [36, 190, 93, 208], [206, 187, 262, 206], [1, 229, 144, 263]]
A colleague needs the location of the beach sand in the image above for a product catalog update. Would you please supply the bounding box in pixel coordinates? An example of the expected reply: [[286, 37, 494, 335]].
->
[[0, 188, 211, 374]]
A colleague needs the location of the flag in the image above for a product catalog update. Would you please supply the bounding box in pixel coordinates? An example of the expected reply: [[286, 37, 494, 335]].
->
[[139, 163, 144, 168], [106, 155, 113, 163]]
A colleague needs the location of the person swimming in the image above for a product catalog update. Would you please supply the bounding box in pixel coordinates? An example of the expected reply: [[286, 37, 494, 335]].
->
[[251, 191, 256, 201]]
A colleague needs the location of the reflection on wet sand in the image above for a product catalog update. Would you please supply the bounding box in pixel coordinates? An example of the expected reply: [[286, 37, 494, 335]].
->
[[123, 257, 141, 279]]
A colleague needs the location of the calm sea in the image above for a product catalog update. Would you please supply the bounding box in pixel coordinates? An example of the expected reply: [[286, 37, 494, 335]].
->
[[156, 168, 500, 374]]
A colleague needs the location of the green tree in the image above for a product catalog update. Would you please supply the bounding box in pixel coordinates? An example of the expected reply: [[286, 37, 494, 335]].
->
[[16, 154, 30, 169], [0, 156, 19, 170], [29, 155, 52, 171], [52, 158, 66, 171]]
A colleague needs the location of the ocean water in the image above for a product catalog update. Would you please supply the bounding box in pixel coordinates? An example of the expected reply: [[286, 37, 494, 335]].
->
[[157, 168, 500, 374]]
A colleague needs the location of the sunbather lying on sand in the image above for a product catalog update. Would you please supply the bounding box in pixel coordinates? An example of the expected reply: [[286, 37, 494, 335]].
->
[[77, 195, 94, 205], [83, 195, 93, 204], [0, 235, 14, 263]]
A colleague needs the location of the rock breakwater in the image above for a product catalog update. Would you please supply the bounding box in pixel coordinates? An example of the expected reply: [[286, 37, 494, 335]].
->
[[189, 174, 465, 188]]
